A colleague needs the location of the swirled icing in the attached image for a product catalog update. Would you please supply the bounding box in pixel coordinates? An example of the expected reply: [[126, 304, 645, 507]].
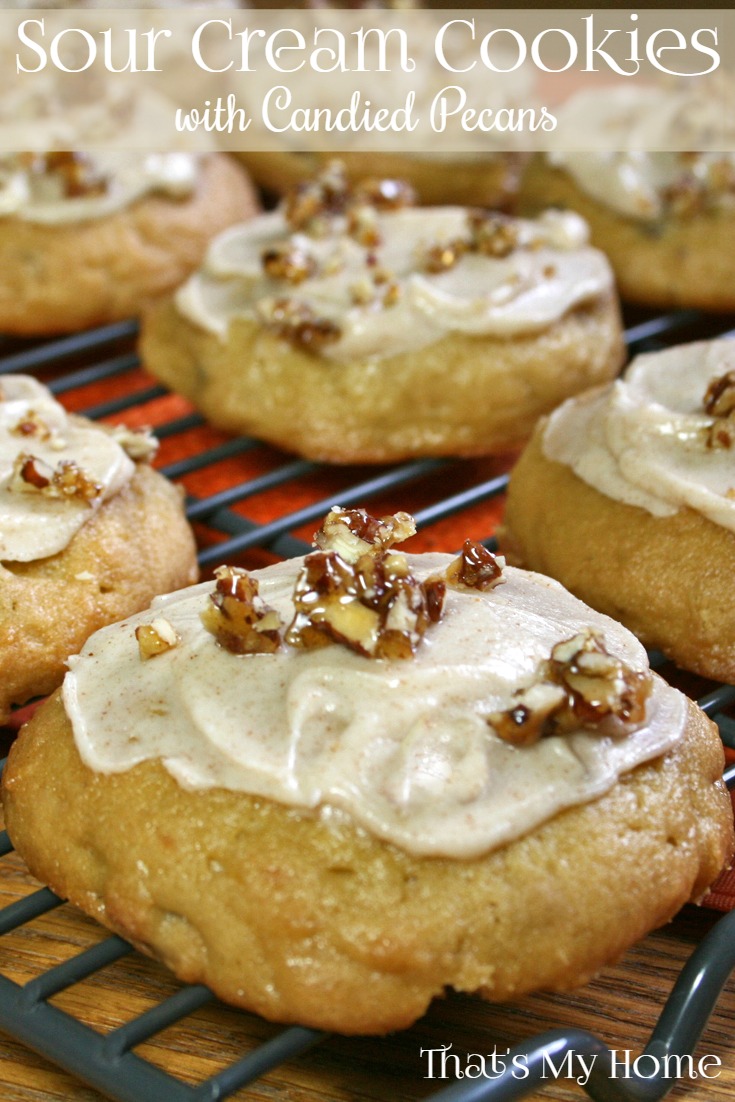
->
[[543, 339, 735, 530], [0, 375, 141, 561], [174, 206, 614, 360], [62, 554, 685, 859]]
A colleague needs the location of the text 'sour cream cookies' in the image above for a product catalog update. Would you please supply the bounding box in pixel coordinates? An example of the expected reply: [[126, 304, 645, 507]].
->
[[3, 508, 731, 1034], [519, 86, 735, 311], [141, 164, 624, 463], [503, 339, 735, 680], [0, 150, 259, 335], [0, 374, 198, 719]]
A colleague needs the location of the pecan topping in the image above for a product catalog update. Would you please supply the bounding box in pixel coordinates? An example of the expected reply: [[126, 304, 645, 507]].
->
[[201, 566, 282, 655], [703, 370, 735, 449], [423, 239, 467, 274], [10, 409, 51, 440], [28, 151, 108, 199], [489, 629, 652, 746], [285, 547, 445, 659], [259, 298, 341, 353], [346, 204, 381, 248], [445, 540, 505, 591], [353, 177, 416, 211], [284, 161, 350, 233], [136, 618, 179, 661], [468, 211, 520, 257], [314, 507, 416, 564], [262, 244, 317, 284], [8, 453, 102, 502], [108, 424, 158, 462]]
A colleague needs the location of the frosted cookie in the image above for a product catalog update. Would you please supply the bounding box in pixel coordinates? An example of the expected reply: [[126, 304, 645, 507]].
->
[[0, 152, 259, 335], [518, 86, 735, 310], [3, 507, 731, 1034], [503, 339, 735, 680], [0, 375, 198, 720], [141, 165, 624, 464]]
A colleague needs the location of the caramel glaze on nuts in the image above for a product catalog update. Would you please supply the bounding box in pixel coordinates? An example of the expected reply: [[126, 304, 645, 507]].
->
[[704, 370, 735, 449], [490, 629, 652, 747], [201, 566, 283, 655], [8, 452, 102, 503]]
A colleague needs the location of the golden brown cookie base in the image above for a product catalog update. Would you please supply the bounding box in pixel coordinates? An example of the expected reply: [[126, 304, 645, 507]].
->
[[2, 690, 731, 1035], [502, 427, 735, 681], [140, 293, 624, 464], [519, 160, 735, 312], [0, 155, 259, 336], [0, 464, 197, 720], [235, 151, 525, 208]]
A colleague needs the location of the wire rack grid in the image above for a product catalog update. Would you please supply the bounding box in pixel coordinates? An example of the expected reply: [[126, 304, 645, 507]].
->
[[0, 308, 734, 1102]]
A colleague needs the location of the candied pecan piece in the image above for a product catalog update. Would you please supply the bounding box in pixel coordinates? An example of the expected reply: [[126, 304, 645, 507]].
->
[[445, 540, 505, 591], [261, 244, 317, 284], [346, 203, 381, 247], [314, 507, 416, 564], [704, 371, 735, 449], [286, 546, 444, 659], [704, 371, 735, 417], [8, 453, 102, 502], [467, 211, 520, 257], [201, 566, 282, 655], [136, 618, 179, 660], [284, 161, 350, 232], [353, 176, 416, 210], [260, 298, 341, 353], [549, 630, 650, 729], [37, 151, 108, 198], [423, 239, 467, 274], [108, 424, 159, 463], [489, 629, 651, 746], [10, 409, 51, 440]]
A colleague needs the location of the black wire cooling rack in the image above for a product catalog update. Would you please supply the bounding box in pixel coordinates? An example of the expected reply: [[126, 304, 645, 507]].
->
[[0, 308, 734, 1102]]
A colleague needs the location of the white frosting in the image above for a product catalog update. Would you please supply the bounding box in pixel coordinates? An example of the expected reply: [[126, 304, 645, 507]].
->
[[62, 554, 685, 859], [548, 86, 735, 221], [175, 207, 613, 359], [0, 152, 198, 225], [543, 339, 735, 529], [0, 375, 136, 561]]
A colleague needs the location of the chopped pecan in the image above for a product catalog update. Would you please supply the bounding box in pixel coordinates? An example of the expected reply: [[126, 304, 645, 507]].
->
[[314, 507, 416, 564], [201, 566, 282, 655], [260, 298, 341, 353], [346, 203, 381, 247], [286, 547, 444, 659], [353, 177, 416, 210], [33, 151, 108, 198], [284, 161, 350, 232], [136, 618, 179, 660], [703, 371, 735, 449], [423, 239, 467, 274], [468, 210, 520, 257], [10, 409, 51, 440], [109, 424, 159, 462], [261, 244, 317, 284], [489, 629, 651, 746], [8, 452, 102, 502], [704, 371, 735, 417], [445, 540, 505, 591]]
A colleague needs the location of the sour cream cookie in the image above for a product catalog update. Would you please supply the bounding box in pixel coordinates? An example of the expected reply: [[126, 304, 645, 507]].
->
[[0, 375, 198, 719], [519, 86, 735, 311], [141, 165, 624, 464], [2, 508, 731, 1033], [0, 151, 259, 335], [503, 339, 735, 680]]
